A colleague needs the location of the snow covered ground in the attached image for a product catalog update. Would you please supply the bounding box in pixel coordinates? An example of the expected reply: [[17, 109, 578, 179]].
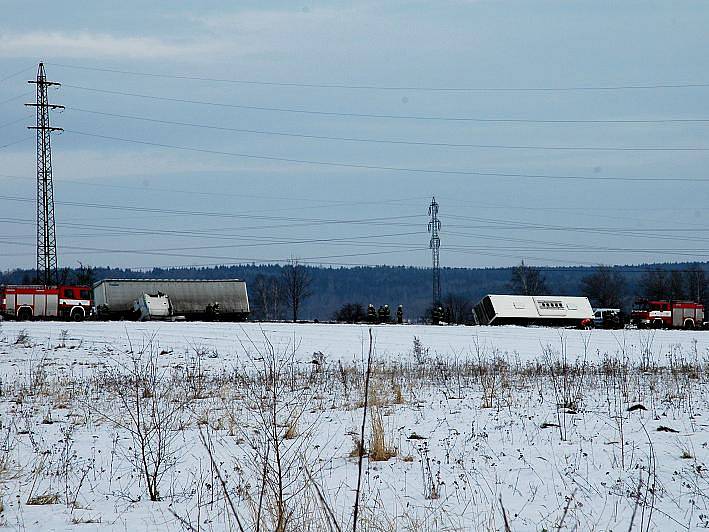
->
[[1, 320, 706, 378], [1, 321, 708, 530]]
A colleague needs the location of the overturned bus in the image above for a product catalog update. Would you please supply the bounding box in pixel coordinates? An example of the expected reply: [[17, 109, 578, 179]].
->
[[473, 294, 593, 327]]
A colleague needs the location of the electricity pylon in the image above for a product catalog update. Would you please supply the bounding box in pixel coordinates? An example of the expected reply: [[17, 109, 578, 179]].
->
[[428, 196, 441, 307], [26, 63, 63, 286]]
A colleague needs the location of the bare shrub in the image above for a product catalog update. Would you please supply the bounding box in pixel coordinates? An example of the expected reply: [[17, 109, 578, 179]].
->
[[412, 336, 429, 365], [474, 336, 508, 409], [417, 443, 442, 500], [57, 329, 68, 349], [14, 329, 30, 346], [96, 349, 187, 502], [200, 330, 337, 532], [543, 334, 587, 441]]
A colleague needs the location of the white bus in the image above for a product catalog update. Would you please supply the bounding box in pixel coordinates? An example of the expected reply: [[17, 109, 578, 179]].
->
[[474, 294, 593, 327]]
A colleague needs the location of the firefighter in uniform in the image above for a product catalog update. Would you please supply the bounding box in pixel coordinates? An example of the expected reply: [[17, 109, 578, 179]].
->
[[396, 304, 404, 324], [432, 305, 443, 325], [378, 305, 386, 323], [383, 304, 391, 323], [367, 304, 377, 323]]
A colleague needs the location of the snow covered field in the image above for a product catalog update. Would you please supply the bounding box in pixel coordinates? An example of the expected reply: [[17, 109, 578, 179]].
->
[[1, 322, 708, 530]]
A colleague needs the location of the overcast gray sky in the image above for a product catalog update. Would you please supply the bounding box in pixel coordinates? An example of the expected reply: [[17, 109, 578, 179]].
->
[[1, 0, 708, 271]]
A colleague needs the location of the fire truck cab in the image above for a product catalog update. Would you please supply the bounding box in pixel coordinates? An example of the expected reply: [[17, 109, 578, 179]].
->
[[631, 299, 704, 329], [0, 285, 92, 321]]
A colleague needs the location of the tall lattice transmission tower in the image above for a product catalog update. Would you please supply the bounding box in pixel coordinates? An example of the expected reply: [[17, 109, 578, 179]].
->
[[428, 196, 441, 307], [26, 63, 63, 286]]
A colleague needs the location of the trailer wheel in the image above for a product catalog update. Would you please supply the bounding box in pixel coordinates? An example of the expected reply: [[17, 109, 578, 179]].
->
[[17, 307, 33, 321], [71, 308, 85, 322]]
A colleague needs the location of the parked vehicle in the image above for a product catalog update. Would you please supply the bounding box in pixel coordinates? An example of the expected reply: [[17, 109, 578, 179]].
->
[[473, 295, 593, 327], [0, 284, 92, 321], [592, 308, 625, 329], [93, 279, 249, 321], [631, 299, 704, 329]]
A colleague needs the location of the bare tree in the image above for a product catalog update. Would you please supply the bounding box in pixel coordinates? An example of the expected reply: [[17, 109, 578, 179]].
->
[[580, 266, 626, 308], [508, 260, 548, 295], [441, 293, 472, 324], [282, 259, 313, 323], [252, 274, 286, 321], [75, 261, 96, 286], [639, 270, 669, 300], [685, 266, 708, 303], [57, 267, 72, 285], [669, 270, 685, 300]]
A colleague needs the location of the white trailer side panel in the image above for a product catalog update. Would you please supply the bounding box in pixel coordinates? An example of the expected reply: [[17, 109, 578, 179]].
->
[[93, 279, 249, 316]]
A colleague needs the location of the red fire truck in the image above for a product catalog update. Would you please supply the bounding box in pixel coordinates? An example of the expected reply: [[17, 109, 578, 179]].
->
[[631, 300, 704, 329], [0, 285, 92, 321]]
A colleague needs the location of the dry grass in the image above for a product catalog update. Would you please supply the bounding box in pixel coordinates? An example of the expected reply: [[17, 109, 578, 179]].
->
[[393, 383, 404, 404], [349, 434, 364, 458], [284, 417, 299, 439], [369, 408, 397, 461], [26, 493, 60, 505]]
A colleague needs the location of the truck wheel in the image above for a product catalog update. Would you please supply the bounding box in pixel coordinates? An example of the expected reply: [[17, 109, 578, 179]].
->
[[17, 307, 33, 321], [652, 320, 663, 329], [684, 319, 695, 330], [71, 308, 85, 322]]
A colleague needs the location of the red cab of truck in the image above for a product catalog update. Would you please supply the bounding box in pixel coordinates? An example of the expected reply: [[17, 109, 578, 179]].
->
[[0, 285, 92, 321], [631, 299, 704, 329]]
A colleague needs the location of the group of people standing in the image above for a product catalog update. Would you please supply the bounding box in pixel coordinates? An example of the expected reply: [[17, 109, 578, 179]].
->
[[431, 305, 445, 325], [367, 303, 404, 324]]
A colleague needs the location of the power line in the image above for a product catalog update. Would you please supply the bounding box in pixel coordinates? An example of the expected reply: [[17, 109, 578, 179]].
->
[[0, 115, 33, 130], [67, 106, 709, 151], [0, 66, 35, 83], [0, 172, 428, 216], [444, 229, 709, 249], [0, 171, 700, 218], [62, 84, 709, 125], [63, 129, 709, 183], [445, 213, 709, 233], [0, 194, 424, 225], [0, 217, 423, 247], [6, 214, 709, 254], [4, 244, 706, 274], [0, 92, 33, 106], [0, 136, 32, 150], [437, 195, 709, 213], [0, 237, 425, 264], [48, 62, 709, 92], [445, 245, 709, 258]]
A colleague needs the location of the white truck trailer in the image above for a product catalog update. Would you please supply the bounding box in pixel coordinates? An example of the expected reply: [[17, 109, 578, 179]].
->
[[474, 294, 593, 327], [93, 279, 249, 321]]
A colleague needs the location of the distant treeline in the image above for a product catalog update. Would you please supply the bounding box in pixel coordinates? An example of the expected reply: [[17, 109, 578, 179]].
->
[[2, 261, 708, 321]]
